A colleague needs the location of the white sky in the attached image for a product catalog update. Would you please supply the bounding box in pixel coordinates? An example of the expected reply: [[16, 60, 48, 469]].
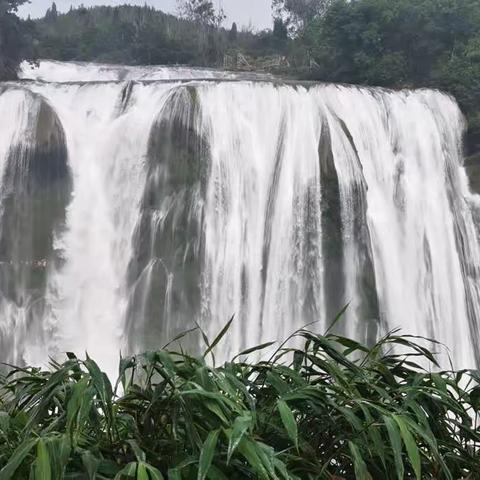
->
[[19, 0, 273, 30]]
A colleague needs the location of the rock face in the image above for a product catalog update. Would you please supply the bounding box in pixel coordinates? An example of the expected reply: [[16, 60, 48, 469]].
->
[[0, 89, 71, 363], [465, 131, 480, 194], [125, 86, 206, 354]]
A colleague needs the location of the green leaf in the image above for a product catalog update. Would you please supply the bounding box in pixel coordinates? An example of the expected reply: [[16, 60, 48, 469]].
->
[[237, 438, 269, 479], [143, 463, 164, 480], [53, 435, 71, 477], [233, 342, 277, 360], [156, 351, 177, 374], [470, 385, 480, 409], [325, 303, 350, 334], [82, 451, 100, 480], [206, 465, 229, 480], [66, 377, 90, 435], [137, 463, 149, 480], [0, 412, 10, 434], [393, 415, 421, 479], [35, 439, 52, 480], [127, 440, 146, 463], [277, 399, 298, 450], [204, 400, 229, 425], [84, 357, 113, 412], [348, 441, 371, 480], [383, 415, 404, 480], [114, 462, 138, 479], [227, 415, 252, 464], [163, 327, 199, 349], [168, 468, 182, 480], [255, 442, 278, 479], [0, 438, 37, 480], [203, 316, 234, 359], [198, 430, 220, 480]]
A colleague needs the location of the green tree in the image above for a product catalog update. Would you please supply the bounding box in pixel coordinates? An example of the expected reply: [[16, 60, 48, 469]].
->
[[45, 1, 58, 22], [273, 17, 288, 48], [177, 0, 225, 28], [0, 0, 32, 80], [228, 21, 237, 44], [273, 0, 331, 32]]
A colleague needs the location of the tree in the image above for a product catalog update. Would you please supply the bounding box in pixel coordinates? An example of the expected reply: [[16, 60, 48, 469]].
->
[[273, 0, 331, 32], [273, 17, 288, 44], [45, 2, 58, 22], [0, 0, 32, 80], [228, 21, 237, 43], [177, 0, 225, 28]]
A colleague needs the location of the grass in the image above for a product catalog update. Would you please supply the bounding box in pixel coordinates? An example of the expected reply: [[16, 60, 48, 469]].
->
[[0, 320, 480, 479]]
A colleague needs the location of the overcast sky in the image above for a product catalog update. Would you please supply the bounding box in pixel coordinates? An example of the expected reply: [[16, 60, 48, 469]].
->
[[19, 0, 273, 29]]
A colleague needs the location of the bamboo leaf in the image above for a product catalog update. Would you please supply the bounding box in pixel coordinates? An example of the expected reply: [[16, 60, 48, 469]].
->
[[144, 463, 164, 480], [383, 415, 404, 480], [348, 441, 371, 480], [198, 430, 220, 480], [82, 451, 100, 480], [114, 462, 138, 480], [35, 439, 52, 480], [233, 342, 277, 360], [168, 468, 182, 480], [393, 415, 421, 479], [324, 303, 350, 335], [137, 463, 149, 480], [0, 412, 9, 434], [227, 414, 252, 464], [0, 438, 37, 480], [203, 316, 234, 359], [277, 399, 298, 450], [127, 440, 146, 463]]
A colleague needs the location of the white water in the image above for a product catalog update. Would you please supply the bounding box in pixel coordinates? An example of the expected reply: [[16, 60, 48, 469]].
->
[[0, 60, 479, 373], [18, 60, 269, 82]]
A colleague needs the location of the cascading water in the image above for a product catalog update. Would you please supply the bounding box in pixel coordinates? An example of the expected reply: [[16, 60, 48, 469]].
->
[[0, 60, 479, 375]]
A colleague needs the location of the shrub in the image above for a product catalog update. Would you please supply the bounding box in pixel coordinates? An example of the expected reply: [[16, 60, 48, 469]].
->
[[0, 321, 479, 479]]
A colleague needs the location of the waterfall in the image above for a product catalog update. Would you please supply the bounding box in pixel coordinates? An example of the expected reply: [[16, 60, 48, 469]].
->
[[0, 60, 479, 375]]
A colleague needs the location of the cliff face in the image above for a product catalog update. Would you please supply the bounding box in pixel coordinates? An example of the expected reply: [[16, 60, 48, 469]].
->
[[465, 130, 480, 194]]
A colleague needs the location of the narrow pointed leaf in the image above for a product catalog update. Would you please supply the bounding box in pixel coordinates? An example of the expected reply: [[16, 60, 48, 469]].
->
[[204, 316, 234, 358], [348, 441, 371, 480], [227, 415, 252, 463], [393, 415, 421, 479], [35, 439, 51, 480], [277, 399, 298, 449], [0, 438, 37, 480], [383, 415, 404, 480], [198, 430, 220, 480]]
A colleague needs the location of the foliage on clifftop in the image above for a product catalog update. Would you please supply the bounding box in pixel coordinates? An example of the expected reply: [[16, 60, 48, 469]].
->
[[1, 323, 480, 479], [28, 4, 283, 68], [0, 0, 34, 80]]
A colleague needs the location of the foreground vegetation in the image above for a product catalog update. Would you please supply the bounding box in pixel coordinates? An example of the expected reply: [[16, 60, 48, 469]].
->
[[1, 320, 480, 479]]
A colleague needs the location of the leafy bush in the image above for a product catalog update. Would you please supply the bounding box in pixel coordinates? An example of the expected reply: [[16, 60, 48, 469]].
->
[[1, 321, 480, 479]]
